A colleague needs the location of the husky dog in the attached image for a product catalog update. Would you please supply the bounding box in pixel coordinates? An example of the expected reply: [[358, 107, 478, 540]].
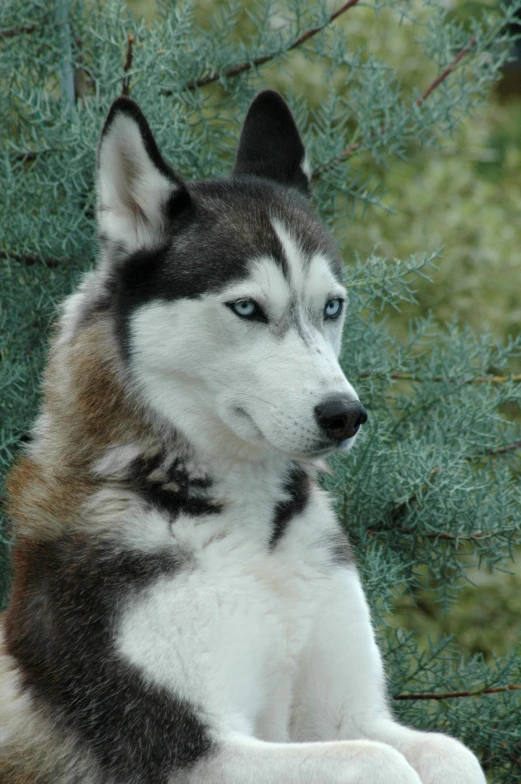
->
[[0, 91, 485, 784]]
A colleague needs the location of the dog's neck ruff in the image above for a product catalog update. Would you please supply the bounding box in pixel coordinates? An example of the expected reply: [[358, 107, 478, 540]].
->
[[92, 429, 311, 524]]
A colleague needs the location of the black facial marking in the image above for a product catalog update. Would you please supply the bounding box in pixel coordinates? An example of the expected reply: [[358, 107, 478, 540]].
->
[[110, 178, 342, 359], [6, 537, 213, 784], [165, 185, 193, 221], [129, 451, 221, 518], [270, 465, 310, 549]]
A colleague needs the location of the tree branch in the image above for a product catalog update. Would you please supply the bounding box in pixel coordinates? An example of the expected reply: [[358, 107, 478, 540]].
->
[[370, 443, 520, 540], [360, 371, 521, 384], [0, 251, 68, 268], [121, 34, 135, 97], [416, 35, 477, 106], [313, 34, 479, 179], [394, 684, 521, 701], [0, 24, 37, 40], [12, 152, 38, 163], [160, 0, 362, 94], [368, 525, 518, 542], [474, 440, 521, 458]]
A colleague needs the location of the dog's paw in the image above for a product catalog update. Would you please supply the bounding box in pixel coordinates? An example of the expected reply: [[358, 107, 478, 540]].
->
[[405, 733, 486, 784], [352, 743, 423, 784]]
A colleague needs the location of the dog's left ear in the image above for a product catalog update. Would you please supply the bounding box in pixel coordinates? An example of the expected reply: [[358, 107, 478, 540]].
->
[[233, 91, 310, 196], [97, 97, 190, 255]]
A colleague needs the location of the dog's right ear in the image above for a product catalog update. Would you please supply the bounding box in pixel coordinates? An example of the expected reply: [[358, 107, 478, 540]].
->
[[97, 97, 190, 254], [233, 91, 311, 196]]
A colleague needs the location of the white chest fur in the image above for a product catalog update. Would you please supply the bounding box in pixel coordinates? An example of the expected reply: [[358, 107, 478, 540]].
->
[[116, 476, 340, 743]]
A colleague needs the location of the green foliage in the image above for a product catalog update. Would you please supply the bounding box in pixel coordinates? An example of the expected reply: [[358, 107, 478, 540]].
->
[[1, 0, 521, 780]]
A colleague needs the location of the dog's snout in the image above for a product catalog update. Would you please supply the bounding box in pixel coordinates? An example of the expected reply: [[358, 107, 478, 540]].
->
[[314, 398, 367, 442]]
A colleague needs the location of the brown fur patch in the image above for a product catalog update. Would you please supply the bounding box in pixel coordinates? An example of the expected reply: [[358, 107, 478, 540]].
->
[[6, 458, 94, 541], [1, 317, 167, 783], [6, 318, 153, 541]]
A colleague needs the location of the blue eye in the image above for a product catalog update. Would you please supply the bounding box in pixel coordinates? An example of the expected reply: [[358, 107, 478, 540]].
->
[[324, 298, 343, 320], [233, 300, 256, 317], [227, 299, 267, 323]]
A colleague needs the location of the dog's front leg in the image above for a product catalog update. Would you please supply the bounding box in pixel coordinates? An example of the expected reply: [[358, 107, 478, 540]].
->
[[184, 733, 422, 784], [291, 565, 486, 784]]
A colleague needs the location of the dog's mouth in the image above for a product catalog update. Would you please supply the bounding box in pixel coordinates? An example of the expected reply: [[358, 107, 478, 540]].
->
[[234, 407, 265, 437], [292, 441, 352, 460], [233, 408, 350, 460]]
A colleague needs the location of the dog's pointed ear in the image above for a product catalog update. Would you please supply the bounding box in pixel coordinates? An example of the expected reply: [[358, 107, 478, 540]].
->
[[233, 91, 311, 196], [97, 97, 191, 254]]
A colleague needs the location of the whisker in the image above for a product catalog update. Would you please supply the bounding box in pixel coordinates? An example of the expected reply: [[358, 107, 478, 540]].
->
[[239, 392, 277, 408]]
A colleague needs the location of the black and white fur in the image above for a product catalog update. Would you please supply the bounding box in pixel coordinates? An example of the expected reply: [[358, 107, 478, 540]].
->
[[0, 91, 486, 784]]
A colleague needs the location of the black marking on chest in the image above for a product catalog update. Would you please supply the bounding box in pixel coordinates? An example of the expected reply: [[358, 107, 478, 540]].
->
[[6, 537, 213, 784], [269, 465, 310, 549], [130, 450, 221, 519]]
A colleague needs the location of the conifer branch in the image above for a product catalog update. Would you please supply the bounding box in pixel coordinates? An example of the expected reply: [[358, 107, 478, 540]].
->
[[13, 152, 38, 163], [167, 0, 362, 92], [394, 684, 521, 701], [313, 34, 478, 179], [0, 24, 37, 40], [122, 34, 135, 97], [0, 251, 65, 268], [416, 35, 477, 106], [368, 526, 518, 542], [476, 440, 521, 458], [371, 446, 520, 540], [360, 371, 521, 384], [11, 148, 63, 164]]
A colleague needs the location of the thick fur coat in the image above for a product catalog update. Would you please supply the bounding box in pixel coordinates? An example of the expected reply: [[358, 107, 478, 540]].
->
[[0, 91, 486, 784]]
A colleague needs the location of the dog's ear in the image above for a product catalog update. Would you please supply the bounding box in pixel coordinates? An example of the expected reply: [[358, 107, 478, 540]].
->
[[233, 91, 310, 196], [97, 97, 191, 254]]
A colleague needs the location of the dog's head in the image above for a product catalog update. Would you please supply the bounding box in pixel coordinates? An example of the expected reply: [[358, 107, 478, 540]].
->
[[95, 91, 366, 460]]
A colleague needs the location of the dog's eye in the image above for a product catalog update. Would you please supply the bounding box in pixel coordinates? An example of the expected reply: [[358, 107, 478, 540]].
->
[[226, 299, 267, 323], [324, 298, 344, 320]]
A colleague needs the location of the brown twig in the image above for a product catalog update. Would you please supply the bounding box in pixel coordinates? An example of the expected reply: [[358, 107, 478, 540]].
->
[[394, 684, 521, 701], [121, 34, 135, 97], [370, 443, 520, 540], [312, 139, 363, 178], [313, 34, 479, 179], [0, 24, 37, 40], [359, 371, 521, 384], [159, 0, 362, 94], [13, 152, 38, 164], [368, 526, 517, 542], [10, 148, 64, 164], [477, 440, 521, 458], [0, 251, 67, 268], [416, 35, 478, 106], [74, 37, 92, 105]]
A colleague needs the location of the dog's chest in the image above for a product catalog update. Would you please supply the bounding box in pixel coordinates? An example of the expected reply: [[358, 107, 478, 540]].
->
[[116, 476, 339, 741]]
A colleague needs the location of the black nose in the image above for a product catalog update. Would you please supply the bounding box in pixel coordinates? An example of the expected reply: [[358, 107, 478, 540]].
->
[[314, 398, 368, 442]]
